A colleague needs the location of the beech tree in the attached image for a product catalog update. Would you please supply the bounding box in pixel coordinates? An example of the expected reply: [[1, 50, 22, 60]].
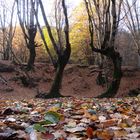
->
[[84, 0, 123, 98], [16, 0, 39, 70], [0, 0, 16, 60], [122, 0, 140, 55], [33, 0, 71, 98]]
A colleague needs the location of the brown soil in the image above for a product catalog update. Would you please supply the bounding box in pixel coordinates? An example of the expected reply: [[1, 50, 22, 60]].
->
[[0, 61, 140, 100]]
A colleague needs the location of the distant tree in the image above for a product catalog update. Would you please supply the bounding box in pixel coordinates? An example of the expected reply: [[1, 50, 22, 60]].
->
[[16, 0, 39, 70], [33, 0, 71, 98], [70, 2, 94, 65], [12, 27, 28, 63], [115, 30, 139, 66], [122, 0, 140, 55], [0, 0, 16, 60], [84, 0, 123, 98], [42, 27, 60, 62]]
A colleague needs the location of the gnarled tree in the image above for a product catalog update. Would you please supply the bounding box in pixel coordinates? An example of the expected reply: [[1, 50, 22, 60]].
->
[[84, 0, 123, 98], [16, 0, 39, 70], [33, 0, 71, 98]]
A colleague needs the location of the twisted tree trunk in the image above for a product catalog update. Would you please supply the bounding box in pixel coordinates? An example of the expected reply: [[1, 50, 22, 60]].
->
[[26, 26, 37, 71], [27, 41, 36, 70], [97, 49, 122, 98], [44, 47, 71, 98]]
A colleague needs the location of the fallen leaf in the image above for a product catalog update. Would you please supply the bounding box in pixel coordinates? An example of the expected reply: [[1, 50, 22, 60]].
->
[[114, 129, 127, 138], [102, 119, 117, 128], [44, 111, 61, 124], [96, 130, 114, 140], [33, 124, 46, 133], [65, 126, 85, 133], [86, 127, 93, 138], [41, 132, 55, 140]]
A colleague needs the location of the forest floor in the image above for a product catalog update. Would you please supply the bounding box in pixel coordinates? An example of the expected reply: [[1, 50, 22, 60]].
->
[[0, 61, 140, 139], [0, 60, 140, 100]]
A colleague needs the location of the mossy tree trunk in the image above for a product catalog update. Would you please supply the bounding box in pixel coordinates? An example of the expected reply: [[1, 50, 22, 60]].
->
[[49, 64, 64, 97], [26, 25, 37, 71], [35, 0, 71, 98], [84, 0, 123, 98], [27, 40, 36, 71], [97, 49, 122, 98], [44, 47, 71, 98]]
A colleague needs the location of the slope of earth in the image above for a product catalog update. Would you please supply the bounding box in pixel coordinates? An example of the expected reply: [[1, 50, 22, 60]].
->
[[0, 61, 139, 99]]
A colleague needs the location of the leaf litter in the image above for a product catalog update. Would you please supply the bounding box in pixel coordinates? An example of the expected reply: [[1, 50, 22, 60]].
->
[[0, 97, 140, 139]]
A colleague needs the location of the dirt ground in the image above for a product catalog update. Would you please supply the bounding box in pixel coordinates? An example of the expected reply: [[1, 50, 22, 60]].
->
[[0, 61, 140, 100]]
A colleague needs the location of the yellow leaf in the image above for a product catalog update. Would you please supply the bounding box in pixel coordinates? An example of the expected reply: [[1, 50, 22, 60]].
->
[[114, 129, 127, 138], [49, 107, 60, 112], [118, 123, 128, 128]]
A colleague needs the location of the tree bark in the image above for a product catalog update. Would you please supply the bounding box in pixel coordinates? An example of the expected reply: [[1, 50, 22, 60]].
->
[[4, 48, 10, 60], [97, 49, 122, 98], [27, 44, 36, 70], [35, 0, 71, 99], [26, 27, 37, 71], [44, 47, 71, 98], [48, 63, 64, 98]]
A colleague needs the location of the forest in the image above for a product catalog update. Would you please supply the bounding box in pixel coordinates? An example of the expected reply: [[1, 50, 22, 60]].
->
[[0, 0, 140, 139]]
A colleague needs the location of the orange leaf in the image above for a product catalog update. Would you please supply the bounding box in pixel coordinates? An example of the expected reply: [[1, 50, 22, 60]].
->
[[102, 119, 117, 128], [96, 130, 114, 140]]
